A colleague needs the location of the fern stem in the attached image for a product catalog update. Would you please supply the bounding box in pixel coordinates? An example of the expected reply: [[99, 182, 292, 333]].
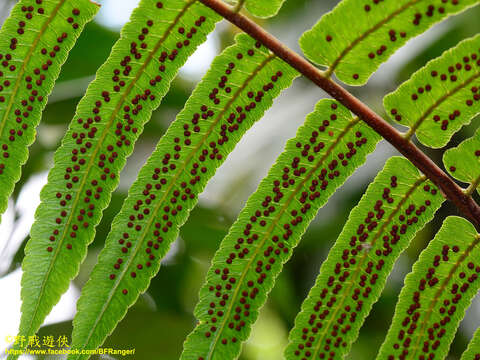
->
[[232, 0, 246, 13], [198, 0, 480, 229], [466, 177, 480, 197]]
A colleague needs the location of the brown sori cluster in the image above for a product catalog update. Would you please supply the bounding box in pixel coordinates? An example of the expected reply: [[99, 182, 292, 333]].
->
[[292, 179, 438, 360], [108, 42, 283, 297], [0, 2, 82, 176], [46, 3, 209, 256], [390, 47, 480, 132], [194, 103, 375, 359], [387, 245, 480, 360]]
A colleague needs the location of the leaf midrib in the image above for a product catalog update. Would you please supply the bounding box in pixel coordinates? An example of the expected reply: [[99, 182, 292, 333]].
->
[[76, 52, 276, 353], [206, 116, 361, 360], [311, 175, 426, 359], [15, 0, 69, 341], [406, 234, 480, 359], [23, 0, 196, 341], [325, 0, 420, 77], [407, 70, 480, 138], [0, 0, 66, 138]]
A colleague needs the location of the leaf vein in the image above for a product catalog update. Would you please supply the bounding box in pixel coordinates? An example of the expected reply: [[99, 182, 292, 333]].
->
[[325, 0, 420, 77], [407, 234, 480, 359], [24, 0, 196, 339], [78, 52, 276, 351], [312, 175, 427, 359], [0, 0, 66, 137], [206, 116, 361, 359]]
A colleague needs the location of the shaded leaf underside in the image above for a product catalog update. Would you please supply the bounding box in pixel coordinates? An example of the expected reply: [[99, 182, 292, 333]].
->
[[181, 99, 381, 360], [384, 34, 480, 148], [377, 216, 480, 360], [285, 156, 444, 360], [68, 33, 297, 359], [300, 0, 478, 85], [0, 0, 98, 220], [15, 0, 220, 354]]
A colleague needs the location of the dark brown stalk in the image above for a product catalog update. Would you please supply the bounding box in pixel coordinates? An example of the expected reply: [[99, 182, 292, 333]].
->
[[199, 0, 480, 228]]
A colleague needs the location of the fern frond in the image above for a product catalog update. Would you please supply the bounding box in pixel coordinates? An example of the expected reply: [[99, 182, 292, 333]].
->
[[460, 326, 480, 360], [12, 0, 220, 355], [284, 156, 444, 360], [67, 33, 297, 359], [0, 0, 98, 220], [376, 216, 480, 360], [300, 0, 478, 86], [181, 99, 381, 360], [443, 127, 480, 194], [384, 34, 480, 148]]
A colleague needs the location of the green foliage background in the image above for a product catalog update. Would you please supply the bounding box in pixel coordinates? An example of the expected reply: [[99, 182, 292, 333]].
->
[[1, 0, 480, 359]]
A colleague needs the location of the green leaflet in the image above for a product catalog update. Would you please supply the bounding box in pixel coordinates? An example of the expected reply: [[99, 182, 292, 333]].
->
[[376, 216, 480, 360], [67, 33, 297, 359], [384, 34, 480, 148], [299, 0, 479, 86], [244, 0, 286, 19], [181, 99, 381, 360], [0, 0, 98, 220], [460, 326, 480, 360], [284, 156, 444, 360], [13, 0, 220, 356], [443, 127, 480, 193]]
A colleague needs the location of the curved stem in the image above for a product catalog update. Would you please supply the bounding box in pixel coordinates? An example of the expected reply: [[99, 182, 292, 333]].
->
[[466, 175, 480, 196], [232, 0, 245, 13], [198, 0, 480, 229]]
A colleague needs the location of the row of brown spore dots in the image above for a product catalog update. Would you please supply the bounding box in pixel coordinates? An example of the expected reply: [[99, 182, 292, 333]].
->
[[195, 103, 372, 360], [0, 3, 81, 175], [390, 46, 480, 131], [448, 141, 480, 174], [388, 245, 480, 360], [293, 180, 437, 360], [107, 42, 277, 297], [325, 0, 463, 80], [46, 4, 201, 259]]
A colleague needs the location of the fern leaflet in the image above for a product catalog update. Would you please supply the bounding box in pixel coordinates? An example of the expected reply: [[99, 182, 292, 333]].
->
[[181, 99, 381, 360], [376, 216, 480, 360], [0, 0, 98, 220], [384, 34, 480, 148], [11, 0, 220, 356], [240, 0, 286, 19], [444, 127, 480, 194], [284, 156, 444, 360], [67, 33, 297, 359], [460, 326, 480, 360], [300, 0, 478, 85]]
